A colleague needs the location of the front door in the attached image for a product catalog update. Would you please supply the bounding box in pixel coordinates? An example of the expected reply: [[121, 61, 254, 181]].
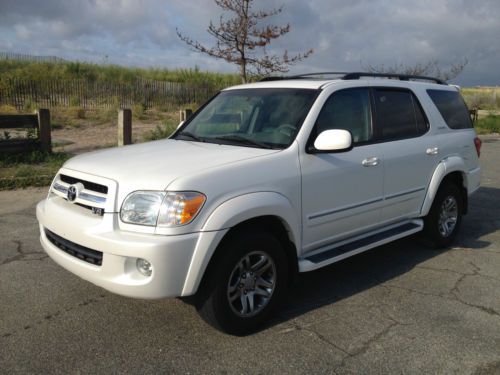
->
[[300, 87, 384, 252]]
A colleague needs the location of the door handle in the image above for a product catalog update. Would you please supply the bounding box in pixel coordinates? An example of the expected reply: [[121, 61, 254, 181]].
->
[[426, 147, 439, 155], [362, 157, 379, 167]]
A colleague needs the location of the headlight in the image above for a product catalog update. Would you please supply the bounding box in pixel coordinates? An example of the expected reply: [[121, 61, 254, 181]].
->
[[120, 191, 166, 226], [120, 191, 206, 227]]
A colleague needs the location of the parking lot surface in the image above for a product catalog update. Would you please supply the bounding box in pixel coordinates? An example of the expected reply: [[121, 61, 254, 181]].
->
[[1, 138, 499, 374]]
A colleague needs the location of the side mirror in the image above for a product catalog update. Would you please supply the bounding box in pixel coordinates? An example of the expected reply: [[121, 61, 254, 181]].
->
[[312, 129, 352, 153], [177, 120, 185, 129]]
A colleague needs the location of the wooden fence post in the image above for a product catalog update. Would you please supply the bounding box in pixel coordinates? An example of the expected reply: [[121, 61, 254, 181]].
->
[[118, 109, 132, 146], [179, 109, 193, 123], [469, 107, 478, 125], [37, 108, 51, 152]]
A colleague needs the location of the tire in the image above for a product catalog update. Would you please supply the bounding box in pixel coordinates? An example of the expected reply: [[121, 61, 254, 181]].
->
[[422, 181, 463, 248], [195, 231, 289, 335]]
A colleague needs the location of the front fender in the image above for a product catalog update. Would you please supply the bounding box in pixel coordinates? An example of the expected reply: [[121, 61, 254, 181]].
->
[[420, 156, 467, 216], [181, 192, 300, 296]]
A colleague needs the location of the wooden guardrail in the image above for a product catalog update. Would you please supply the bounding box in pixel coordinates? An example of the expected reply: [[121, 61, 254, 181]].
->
[[0, 109, 51, 153]]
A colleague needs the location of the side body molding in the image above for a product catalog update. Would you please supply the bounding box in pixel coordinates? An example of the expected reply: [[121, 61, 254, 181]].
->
[[420, 156, 467, 216], [181, 192, 300, 296]]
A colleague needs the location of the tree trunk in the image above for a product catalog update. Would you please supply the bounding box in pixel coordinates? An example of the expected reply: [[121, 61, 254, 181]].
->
[[240, 62, 247, 83]]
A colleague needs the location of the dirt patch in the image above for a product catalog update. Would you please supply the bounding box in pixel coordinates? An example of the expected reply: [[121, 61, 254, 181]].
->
[[52, 121, 160, 154], [50, 109, 179, 154]]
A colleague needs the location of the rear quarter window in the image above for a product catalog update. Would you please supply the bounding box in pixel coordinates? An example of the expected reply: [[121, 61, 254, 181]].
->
[[427, 89, 473, 129]]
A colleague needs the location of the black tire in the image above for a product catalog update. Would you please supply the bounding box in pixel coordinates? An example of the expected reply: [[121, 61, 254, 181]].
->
[[422, 181, 463, 248], [195, 231, 289, 335]]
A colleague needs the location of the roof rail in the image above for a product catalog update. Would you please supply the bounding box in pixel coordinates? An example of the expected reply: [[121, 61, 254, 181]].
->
[[259, 72, 447, 84], [342, 72, 446, 85], [259, 76, 287, 82], [289, 72, 348, 79], [260, 72, 347, 82]]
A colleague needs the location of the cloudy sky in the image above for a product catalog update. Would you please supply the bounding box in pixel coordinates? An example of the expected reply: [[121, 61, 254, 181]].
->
[[0, 0, 499, 86]]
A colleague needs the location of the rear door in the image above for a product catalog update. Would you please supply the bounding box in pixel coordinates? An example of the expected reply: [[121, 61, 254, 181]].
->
[[372, 87, 439, 224]]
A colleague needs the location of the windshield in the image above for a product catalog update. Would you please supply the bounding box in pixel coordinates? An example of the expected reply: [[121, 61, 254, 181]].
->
[[174, 88, 319, 149]]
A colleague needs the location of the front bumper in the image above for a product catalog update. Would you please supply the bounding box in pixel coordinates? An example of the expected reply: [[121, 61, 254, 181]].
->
[[36, 198, 203, 299]]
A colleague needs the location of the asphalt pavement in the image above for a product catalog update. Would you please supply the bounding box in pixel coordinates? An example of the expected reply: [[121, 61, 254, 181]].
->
[[1, 138, 499, 374]]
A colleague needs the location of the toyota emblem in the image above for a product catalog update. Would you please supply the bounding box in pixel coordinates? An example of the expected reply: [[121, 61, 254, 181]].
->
[[67, 185, 78, 202]]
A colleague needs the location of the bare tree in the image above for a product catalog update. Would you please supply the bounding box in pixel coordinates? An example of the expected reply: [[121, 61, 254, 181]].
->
[[361, 58, 468, 81], [176, 0, 313, 83]]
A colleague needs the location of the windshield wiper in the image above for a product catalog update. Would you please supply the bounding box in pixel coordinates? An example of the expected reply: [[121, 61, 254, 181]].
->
[[177, 131, 205, 142], [212, 135, 274, 149]]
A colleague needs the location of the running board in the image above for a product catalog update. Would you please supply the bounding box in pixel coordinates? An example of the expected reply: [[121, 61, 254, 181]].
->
[[298, 220, 423, 272]]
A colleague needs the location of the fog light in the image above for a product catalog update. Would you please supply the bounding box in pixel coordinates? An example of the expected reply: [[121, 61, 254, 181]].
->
[[136, 258, 152, 276]]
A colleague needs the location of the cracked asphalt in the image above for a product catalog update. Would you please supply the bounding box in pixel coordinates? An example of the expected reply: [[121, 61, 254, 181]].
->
[[1, 137, 500, 374]]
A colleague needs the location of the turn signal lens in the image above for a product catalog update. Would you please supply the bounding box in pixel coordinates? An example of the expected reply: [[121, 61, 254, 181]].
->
[[157, 192, 206, 227]]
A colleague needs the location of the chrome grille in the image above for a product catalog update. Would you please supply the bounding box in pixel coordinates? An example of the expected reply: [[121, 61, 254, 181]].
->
[[59, 174, 108, 194], [51, 173, 109, 212]]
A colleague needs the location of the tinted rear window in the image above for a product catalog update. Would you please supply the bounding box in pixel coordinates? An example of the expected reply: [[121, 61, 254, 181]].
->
[[427, 89, 473, 129], [373, 89, 427, 141]]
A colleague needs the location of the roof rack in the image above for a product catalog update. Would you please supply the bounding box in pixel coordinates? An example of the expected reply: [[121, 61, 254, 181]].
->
[[260, 72, 446, 85], [290, 72, 348, 79], [342, 72, 446, 85], [260, 72, 347, 82]]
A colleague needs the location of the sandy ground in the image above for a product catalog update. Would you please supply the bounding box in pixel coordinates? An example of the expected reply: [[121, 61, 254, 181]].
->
[[51, 121, 161, 154]]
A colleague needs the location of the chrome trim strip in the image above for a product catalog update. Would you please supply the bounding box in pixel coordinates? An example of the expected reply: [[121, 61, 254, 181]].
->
[[79, 192, 107, 204], [53, 182, 68, 194], [385, 187, 426, 201], [308, 197, 384, 220], [308, 186, 426, 221]]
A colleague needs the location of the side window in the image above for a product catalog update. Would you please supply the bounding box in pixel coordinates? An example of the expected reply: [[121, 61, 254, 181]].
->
[[427, 89, 473, 129], [373, 89, 426, 141], [315, 88, 372, 143], [413, 96, 429, 135]]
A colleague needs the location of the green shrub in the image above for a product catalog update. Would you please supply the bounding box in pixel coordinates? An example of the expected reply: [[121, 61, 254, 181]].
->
[[462, 88, 500, 111], [0, 59, 241, 87], [0, 151, 70, 190], [70, 96, 81, 107], [23, 99, 35, 112], [0, 150, 68, 166], [68, 107, 86, 119], [476, 114, 500, 134], [132, 103, 147, 120], [0, 104, 18, 114], [144, 120, 177, 141]]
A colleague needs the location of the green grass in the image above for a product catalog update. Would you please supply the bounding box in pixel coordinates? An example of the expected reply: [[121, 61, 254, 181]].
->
[[475, 114, 500, 134], [0, 60, 241, 86], [462, 87, 500, 111], [0, 151, 70, 190]]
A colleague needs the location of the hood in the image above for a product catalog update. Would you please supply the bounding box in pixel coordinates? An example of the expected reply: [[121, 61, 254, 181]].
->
[[63, 139, 279, 192]]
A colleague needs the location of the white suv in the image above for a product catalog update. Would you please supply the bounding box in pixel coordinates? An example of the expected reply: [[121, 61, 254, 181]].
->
[[36, 72, 481, 334]]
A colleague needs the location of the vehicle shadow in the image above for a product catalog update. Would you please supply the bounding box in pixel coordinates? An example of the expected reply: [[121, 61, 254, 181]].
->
[[268, 186, 500, 327]]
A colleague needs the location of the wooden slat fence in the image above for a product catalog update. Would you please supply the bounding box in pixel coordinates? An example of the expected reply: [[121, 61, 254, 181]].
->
[[0, 78, 220, 110], [0, 52, 65, 63]]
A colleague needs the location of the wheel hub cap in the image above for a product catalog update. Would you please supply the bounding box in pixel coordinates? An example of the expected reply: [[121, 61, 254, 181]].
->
[[227, 251, 276, 318], [438, 195, 458, 237]]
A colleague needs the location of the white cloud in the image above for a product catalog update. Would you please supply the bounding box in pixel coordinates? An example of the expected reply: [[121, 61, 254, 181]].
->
[[0, 0, 499, 85], [14, 24, 32, 40]]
